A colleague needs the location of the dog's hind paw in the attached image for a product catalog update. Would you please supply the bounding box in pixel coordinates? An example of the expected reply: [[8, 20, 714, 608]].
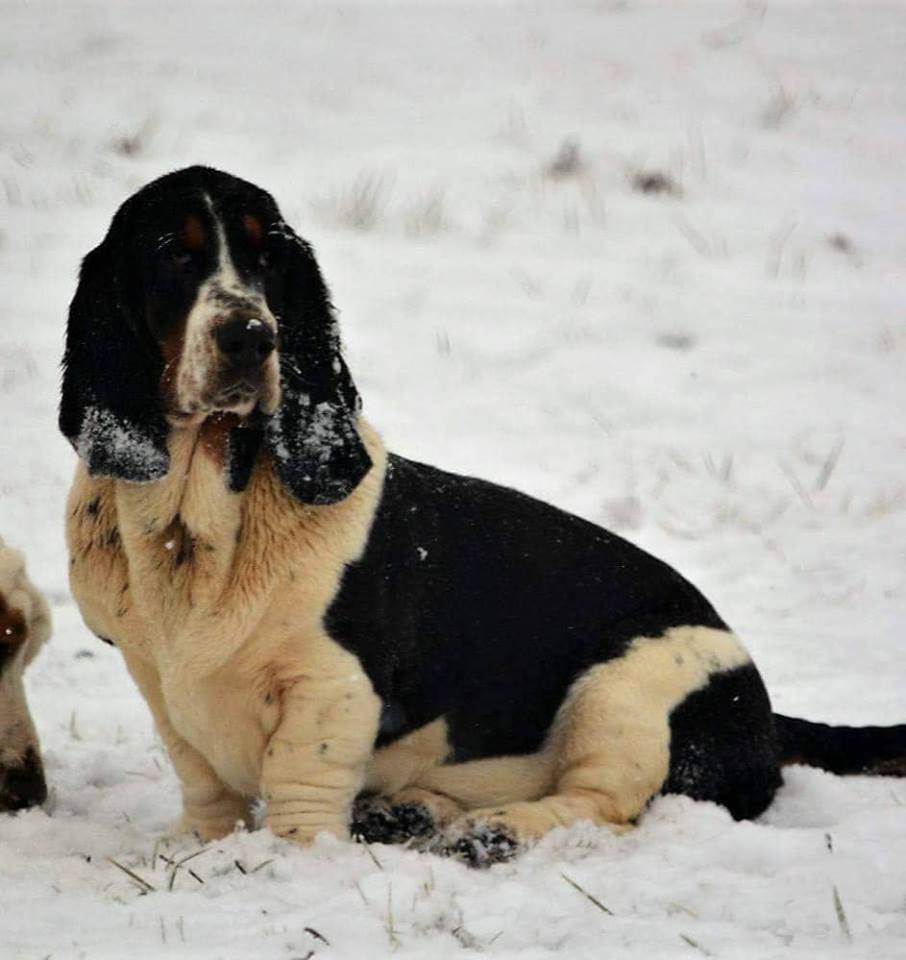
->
[[434, 821, 519, 868], [350, 793, 437, 846]]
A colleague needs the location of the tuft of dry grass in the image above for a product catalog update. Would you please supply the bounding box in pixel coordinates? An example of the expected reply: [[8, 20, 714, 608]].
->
[[110, 115, 156, 158], [761, 81, 795, 129], [631, 170, 681, 197], [106, 857, 155, 895], [827, 231, 863, 267], [832, 886, 852, 941], [700, 1, 766, 50], [385, 881, 400, 948], [656, 331, 696, 352], [765, 216, 797, 277], [315, 172, 392, 231], [673, 214, 726, 259], [545, 137, 585, 180], [1, 173, 23, 206], [812, 439, 845, 493], [404, 185, 449, 238], [679, 932, 714, 956], [561, 872, 614, 916]]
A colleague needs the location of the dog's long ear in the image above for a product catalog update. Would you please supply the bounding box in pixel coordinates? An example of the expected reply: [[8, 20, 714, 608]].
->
[[59, 232, 170, 483], [265, 229, 371, 505]]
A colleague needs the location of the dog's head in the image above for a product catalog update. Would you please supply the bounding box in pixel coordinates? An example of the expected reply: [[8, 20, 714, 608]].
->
[[60, 166, 371, 505], [0, 541, 50, 812]]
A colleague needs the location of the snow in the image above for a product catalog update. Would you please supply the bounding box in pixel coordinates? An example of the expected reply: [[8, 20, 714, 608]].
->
[[74, 404, 170, 482], [1, 1, 905, 957]]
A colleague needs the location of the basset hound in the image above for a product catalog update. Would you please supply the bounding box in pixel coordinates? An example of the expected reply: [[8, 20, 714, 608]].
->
[[60, 167, 905, 865]]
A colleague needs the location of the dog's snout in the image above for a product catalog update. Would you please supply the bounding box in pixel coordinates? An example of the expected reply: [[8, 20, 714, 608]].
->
[[0, 747, 47, 811], [214, 316, 276, 369]]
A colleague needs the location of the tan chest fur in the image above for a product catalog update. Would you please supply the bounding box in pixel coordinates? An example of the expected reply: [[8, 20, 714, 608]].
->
[[66, 420, 386, 797]]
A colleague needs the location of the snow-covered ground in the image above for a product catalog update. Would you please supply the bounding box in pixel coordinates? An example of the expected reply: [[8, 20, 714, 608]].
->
[[1, 2, 905, 957]]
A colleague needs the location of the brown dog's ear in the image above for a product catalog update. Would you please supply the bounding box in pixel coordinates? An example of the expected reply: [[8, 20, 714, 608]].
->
[[264, 230, 371, 505], [59, 232, 170, 483]]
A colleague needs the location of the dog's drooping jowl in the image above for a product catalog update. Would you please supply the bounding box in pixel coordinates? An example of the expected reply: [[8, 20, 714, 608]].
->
[[0, 538, 51, 813], [60, 166, 906, 865]]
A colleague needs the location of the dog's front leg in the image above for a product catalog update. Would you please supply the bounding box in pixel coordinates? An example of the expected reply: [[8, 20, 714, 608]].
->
[[262, 644, 380, 845], [124, 653, 252, 841]]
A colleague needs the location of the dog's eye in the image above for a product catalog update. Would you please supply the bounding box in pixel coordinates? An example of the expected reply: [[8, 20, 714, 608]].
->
[[171, 250, 194, 269]]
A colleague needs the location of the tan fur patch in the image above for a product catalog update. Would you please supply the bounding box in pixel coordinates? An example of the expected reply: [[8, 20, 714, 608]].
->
[[0, 541, 51, 667], [181, 214, 207, 251], [439, 626, 751, 843], [67, 418, 388, 842], [242, 214, 263, 245], [0, 539, 51, 774], [414, 752, 554, 809], [198, 412, 242, 469], [366, 718, 452, 796]]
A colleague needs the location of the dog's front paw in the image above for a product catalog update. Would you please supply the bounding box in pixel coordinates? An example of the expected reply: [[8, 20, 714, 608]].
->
[[433, 820, 520, 868], [180, 795, 252, 842], [179, 812, 245, 842], [350, 793, 436, 846], [265, 811, 349, 846]]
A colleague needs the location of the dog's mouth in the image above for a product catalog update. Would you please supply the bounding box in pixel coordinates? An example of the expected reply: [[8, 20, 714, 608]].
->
[[211, 378, 261, 411], [169, 393, 257, 422], [168, 373, 281, 424]]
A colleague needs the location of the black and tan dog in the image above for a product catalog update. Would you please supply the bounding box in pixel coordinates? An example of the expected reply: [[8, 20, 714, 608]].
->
[[60, 167, 905, 865], [0, 537, 51, 813]]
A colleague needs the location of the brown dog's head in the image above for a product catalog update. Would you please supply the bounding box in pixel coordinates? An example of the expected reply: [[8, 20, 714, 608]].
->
[[60, 166, 371, 505], [0, 540, 50, 812]]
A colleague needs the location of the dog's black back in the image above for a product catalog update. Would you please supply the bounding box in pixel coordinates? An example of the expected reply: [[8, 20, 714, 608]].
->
[[333, 464, 718, 721]]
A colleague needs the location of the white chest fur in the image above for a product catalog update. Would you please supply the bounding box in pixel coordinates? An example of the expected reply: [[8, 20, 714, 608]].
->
[[66, 419, 387, 804]]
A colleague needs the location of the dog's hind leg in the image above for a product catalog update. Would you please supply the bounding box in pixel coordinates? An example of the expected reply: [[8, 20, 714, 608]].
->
[[353, 719, 464, 843], [351, 787, 464, 845], [356, 728, 556, 845], [436, 626, 753, 866]]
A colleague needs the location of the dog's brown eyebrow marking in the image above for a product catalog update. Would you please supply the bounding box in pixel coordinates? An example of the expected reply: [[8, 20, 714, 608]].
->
[[243, 214, 264, 245], [180, 215, 207, 251]]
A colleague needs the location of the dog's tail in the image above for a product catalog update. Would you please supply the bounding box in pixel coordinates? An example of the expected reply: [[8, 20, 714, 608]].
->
[[774, 714, 906, 776]]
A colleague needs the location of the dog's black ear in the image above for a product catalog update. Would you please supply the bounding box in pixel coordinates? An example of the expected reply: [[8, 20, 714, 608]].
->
[[59, 232, 170, 483], [265, 230, 371, 505]]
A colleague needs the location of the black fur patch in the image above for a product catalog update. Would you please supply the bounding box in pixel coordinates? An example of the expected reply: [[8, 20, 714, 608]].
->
[[226, 423, 264, 493], [663, 664, 782, 820], [775, 714, 906, 778], [327, 454, 728, 763]]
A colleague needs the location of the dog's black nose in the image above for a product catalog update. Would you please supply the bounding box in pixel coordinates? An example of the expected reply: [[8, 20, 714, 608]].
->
[[214, 317, 276, 369], [0, 748, 47, 811]]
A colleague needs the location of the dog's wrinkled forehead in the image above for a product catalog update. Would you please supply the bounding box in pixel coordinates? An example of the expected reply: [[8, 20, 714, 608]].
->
[[123, 167, 281, 292]]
